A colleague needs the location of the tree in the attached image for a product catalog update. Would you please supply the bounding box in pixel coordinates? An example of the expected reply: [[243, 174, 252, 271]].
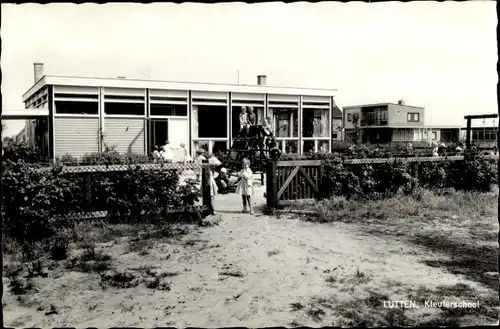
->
[[352, 112, 362, 145]]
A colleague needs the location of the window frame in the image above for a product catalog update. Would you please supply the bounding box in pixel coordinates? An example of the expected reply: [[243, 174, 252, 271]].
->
[[407, 112, 420, 122]]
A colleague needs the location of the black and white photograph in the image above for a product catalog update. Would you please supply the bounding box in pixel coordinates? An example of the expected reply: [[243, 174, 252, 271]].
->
[[1, 1, 498, 327]]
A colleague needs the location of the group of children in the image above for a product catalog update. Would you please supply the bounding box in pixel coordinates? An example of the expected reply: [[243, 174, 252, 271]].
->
[[152, 141, 191, 163], [193, 148, 255, 215]]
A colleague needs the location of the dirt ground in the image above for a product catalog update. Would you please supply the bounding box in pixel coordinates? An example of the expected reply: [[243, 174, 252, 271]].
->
[[3, 182, 499, 327]]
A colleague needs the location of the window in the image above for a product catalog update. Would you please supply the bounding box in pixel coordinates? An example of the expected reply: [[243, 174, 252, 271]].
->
[[303, 141, 315, 153], [55, 101, 98, 115], [150, 104, 187, 116], [332, 132, 338, 139], [196, 105, 227, 138], [319, 141, 329, 152], [283, 140, 298, 154], [347, 113, 352, 122], [273, 109, 298, 138], [432, 131, 437, 140], [212, 141, 228, 154], [231, 106, 264, 137], [303, 109, 328, 138], [407, 112, 420, 122], [105, 103, 145, 116]]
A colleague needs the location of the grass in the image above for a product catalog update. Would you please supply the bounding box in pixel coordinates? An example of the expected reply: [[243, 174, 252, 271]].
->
[[286, 187, 499, 326], [295, 188, 498, 289]]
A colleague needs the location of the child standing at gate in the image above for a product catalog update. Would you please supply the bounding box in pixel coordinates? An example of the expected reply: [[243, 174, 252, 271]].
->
[[236, 158, 254, 214]]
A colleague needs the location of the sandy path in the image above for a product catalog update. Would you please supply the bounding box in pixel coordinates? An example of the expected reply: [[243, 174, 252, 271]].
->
[[3, 183, 496, 327]]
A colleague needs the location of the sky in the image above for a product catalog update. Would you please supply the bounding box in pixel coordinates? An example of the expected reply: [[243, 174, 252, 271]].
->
[[1, 1, 498, 136]]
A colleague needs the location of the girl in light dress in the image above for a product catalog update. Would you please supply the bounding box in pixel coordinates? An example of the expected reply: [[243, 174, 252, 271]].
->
[[194, 149, 206, 182], [207, 153, 221, 213], [180, 142, 192, 163], [236, 158, 254, 214]]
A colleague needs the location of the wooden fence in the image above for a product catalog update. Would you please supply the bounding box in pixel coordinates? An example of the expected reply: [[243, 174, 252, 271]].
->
[[266, 160, 324, 208], [265, 155, 499, 209]]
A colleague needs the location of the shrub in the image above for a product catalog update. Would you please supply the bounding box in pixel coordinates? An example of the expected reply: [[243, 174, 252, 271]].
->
[[2, 159, 84, 242], [2, 141, 48, 164], [280, 145, 497, 200], [2, 143, 203, 243]]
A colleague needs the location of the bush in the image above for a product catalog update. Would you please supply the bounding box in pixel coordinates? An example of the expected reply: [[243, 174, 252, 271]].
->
[[283, 145, 497, 200], [2, 144, 202, 243], [2, 141, 48, 164]]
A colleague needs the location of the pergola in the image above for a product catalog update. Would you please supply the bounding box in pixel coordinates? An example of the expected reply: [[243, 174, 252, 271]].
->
[[463, 113, 498, 149]]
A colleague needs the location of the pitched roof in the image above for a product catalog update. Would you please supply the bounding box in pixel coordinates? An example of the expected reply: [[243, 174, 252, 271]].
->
[[332, 104, 342, 118]]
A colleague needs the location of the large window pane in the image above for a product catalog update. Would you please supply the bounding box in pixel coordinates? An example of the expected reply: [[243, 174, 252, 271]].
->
[[197, 105, 227, 138], [212, 141, 228, 154], [303, 141, 315, 153], [303, 109, 328, 137], [105, 103, 144, 115], [55, 101, 98, 115], [319, 141, 329, 153], [150, 104, 187, 116], [273, 109, 298, 138]]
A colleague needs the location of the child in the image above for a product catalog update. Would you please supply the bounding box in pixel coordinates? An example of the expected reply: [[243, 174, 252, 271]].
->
[[194, 149, 206, 182], [216, 167, 229, 194], [180, 142, 191, 163], [262, 117, 274, 147], [207, 154, 219, 214], [152, 145, 161, 163], [236, 158, 254, 214], [160, 140, 173, 163], [247, 106, 256, 126], [239, 106, 249, 136]]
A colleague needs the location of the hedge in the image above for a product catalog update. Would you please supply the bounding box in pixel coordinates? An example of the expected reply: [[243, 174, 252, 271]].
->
[[283, 145, 497, 199], [2, 142, 201, 243]]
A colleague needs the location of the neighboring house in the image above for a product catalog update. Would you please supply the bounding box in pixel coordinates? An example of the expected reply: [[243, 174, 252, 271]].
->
[[20, 63, 338, 160], [15, 126, 28, 143], [343, 99, 460, 145], [331, 102, 343, 142], [460, 125, 498, 149]]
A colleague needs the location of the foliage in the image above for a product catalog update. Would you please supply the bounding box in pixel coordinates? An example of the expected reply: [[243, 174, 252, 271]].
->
[[2, 144, 202, 244], [279, 145, 497, 200], [351, 112, 362, 145], [2, 141, 48, 164]]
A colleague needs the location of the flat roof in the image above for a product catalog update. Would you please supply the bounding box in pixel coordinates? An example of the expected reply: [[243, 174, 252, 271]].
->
[[349, 124, 462, 129], [23, 75, 337, 101], [343, 102, 424, 109], [1, 109, 49, 119]]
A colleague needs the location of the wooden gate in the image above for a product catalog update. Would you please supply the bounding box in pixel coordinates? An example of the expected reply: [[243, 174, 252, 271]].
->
[[266, 159, 324, 208]]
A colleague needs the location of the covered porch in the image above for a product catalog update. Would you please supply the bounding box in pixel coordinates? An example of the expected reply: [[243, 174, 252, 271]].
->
[[1, 109, 51, 159]]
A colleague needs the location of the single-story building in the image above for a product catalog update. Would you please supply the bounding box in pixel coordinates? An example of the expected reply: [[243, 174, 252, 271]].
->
[[17, 63, 338, 160]]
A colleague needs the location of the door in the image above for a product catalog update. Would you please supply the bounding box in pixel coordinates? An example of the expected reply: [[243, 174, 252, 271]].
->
[[150, 120, 169, 151], [168, 118, 188, 148]]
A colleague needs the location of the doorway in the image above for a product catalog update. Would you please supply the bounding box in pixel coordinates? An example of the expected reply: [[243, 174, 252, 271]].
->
[[149, 120, 169, 152]]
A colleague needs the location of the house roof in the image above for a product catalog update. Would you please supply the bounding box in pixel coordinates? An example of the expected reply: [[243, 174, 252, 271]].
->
[[23, 75, 338, 101], [343, 102, 424, 110], [1, 108, 49, 119], [332, 104, 342, 118]]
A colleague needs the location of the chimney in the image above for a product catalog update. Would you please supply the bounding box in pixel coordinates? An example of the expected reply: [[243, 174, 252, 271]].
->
[[398, 99, 405, 105], [257, 75, 267, 86], [33, 63, 44, 83]]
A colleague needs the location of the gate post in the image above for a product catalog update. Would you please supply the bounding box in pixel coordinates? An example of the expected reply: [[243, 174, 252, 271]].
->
[[266, 159, 278, 209], [317, 161, 325, 200], [83, 173, 92, 212], [201, 159, 213, 215]]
